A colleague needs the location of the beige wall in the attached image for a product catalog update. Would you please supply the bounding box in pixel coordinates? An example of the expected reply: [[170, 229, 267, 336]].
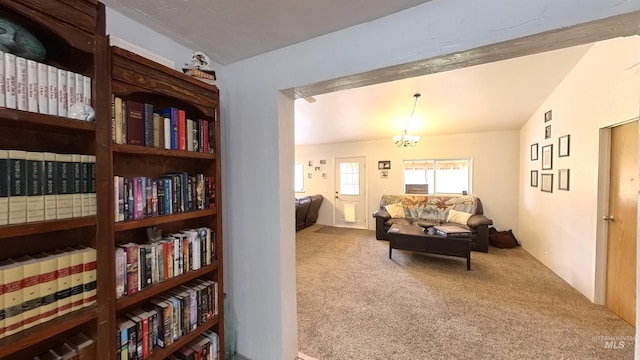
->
[[296, 130, 521, 233], [518, 36, 640, 301]]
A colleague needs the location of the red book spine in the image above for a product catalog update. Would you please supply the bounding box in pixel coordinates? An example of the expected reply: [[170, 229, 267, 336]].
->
[[178, 110, 186, 150], [134, 177, 144, 220], [201, 120, 209, 153]]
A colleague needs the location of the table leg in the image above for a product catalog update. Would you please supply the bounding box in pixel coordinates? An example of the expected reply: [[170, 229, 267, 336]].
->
[[389, 244, 392, 259]]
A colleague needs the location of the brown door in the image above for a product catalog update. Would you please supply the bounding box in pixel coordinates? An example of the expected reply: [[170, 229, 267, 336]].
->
[[606, 120, 638, 325]]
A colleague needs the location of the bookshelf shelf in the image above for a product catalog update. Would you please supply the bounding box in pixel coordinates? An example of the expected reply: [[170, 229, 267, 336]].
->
[[113, 144, 216, 160], [116, 262, 218, 311], [0, 108, 96, 133], [0, 305, 97, 359], [0, 217, 96, 239], [146, 316, 219, 360], [113, 208, 217, 232]]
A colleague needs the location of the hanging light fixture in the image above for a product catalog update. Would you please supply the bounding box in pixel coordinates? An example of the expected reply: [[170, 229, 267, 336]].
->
[[393, 92, 421, 147]]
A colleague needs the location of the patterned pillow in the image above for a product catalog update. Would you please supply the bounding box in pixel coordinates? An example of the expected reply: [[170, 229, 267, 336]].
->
[[447, 209, 472, 225], [384, 203, 406, 218]]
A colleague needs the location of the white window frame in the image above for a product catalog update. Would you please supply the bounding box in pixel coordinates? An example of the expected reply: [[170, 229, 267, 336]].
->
[[403, 158, 473, 195]]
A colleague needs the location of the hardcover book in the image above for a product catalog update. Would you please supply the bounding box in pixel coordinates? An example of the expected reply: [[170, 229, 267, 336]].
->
[[57, 68, 68, 117], [55, 153, 74, 219], [37, 62, 48, 114], [0, 150, 8, 225], [65, 247, 84, 311], [82, 75, 91, 106], [144, 103, 154, 147], [74, 72, 84, 107], [80, 155, 91, 216], [26, 151, 45, 222], [66, 71, 75, 112], [15, 56, 27, 111], [88, 155, 96, 215], [4, 52, 16, 109], [32, 252, 58, 324], [66, 332, 96, 360], [43, 152, 57, 220], [48, 249, 72, 316], [0, 50, 4, 107], [0, 258, 23, 336], [27, 59, 38, 112], [8, 150, 27, 224], [114, 96, 124, 144], [47, 65, 58, 116], [71, 154, 83, 217], [75, 245, 96, 307], [14, 255, 40, 330], [126, 100, 145, 146]]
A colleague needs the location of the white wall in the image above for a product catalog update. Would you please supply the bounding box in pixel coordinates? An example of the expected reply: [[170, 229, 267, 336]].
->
[[518, 36, 640, 301], [225, 0, 640, 356], [295, 130, 520, 233]]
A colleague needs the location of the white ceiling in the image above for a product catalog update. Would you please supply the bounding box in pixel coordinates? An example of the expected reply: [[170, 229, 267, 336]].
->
[[295, 44, 592, 146], [102, 0, 594, 147], [101, 0, 434, 65]]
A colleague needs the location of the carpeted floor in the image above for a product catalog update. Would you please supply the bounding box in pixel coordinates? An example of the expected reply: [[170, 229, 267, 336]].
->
[[296, 225, 635, 360]]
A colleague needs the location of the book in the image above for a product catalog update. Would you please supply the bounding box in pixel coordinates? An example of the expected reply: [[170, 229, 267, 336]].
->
[[186, 119, 194, 151], [34, 349, 63, 360], [48, 249, 72, 316], [163, 116, 171, 150], [47, 65, 58, 116], [55, 153, 74, 219], [43, 152, 58, 220], [74, 72, 84, 107], [71, 154, 83, 217], [126, 100, 144, 145], [4, 52, 16, 109], [125, 311, 144, 360], [178, 109, 186, 150], [27, 59, 38, 112], [66, 71, 76, 112], [33, 252, 58, 324], [14, 255, 40, 329], [114, 96, 124, 144], [8, 150, 27, 224], [37, 62, 48, 114], [119, 243, 139, 295], [115, 247, 126, 299], [15, 56, 27, 111], [116, 318, 135, 360], [0, 50, 4, 107], [158, 107, 179, 150], [66, 247, 85, 311], [82, 75, 91, 106], [144, 103, 154, 147], [433, 225, 472, 237], [26, 151, 45, 222], [57, 68, 68, 117], [153, 113, 162, 148], [75, 246, 96, 307], [87, 155, 96, 215], [53, 342, 78, 360], [0, 150, 8, 225], [0, 258, 23, 336], [80, 155, 91, 216], [66, 332, 96, 360]]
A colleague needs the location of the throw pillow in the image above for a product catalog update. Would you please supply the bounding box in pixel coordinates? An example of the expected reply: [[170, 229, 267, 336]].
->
[[446, 209, 472, 225], [384, 203, 406, 218]]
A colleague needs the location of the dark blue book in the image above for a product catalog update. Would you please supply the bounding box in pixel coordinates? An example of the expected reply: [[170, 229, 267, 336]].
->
[[158, 107, 179, 150]]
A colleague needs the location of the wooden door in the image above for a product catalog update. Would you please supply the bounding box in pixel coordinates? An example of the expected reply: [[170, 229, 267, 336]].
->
[[606, 120, 638, 325]]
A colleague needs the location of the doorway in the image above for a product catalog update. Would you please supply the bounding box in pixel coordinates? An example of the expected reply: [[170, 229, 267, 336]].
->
[[605, 120, 638, 326], [333, 157, 367, 229]]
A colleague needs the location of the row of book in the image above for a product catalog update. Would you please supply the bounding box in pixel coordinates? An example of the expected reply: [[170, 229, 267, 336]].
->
[[115, 227, 215, 299], [112, 96, 214, 153], [116, 278, 219, 359], [33, 332, 96, 360], [114, 173, 215, 222], [1, 51, 92, 119], [0, 150, 97, 226], [0, 246, 97, 339]]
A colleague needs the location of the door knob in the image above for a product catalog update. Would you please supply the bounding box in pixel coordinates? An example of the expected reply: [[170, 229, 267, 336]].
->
[[602, 216, 615, 221]]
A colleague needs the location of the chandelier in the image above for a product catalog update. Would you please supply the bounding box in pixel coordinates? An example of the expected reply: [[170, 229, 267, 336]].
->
[[393, 93, 421, 147]]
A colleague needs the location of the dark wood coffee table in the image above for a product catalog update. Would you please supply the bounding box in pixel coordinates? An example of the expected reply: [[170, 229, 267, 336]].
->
[[387, 224, 472, 270]]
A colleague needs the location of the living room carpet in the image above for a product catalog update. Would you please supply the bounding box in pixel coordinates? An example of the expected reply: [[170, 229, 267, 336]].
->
[[296, 225, 634, 360]]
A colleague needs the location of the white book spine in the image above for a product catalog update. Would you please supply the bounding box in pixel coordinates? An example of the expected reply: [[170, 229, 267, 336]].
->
[[4, 52, 16, 109], [47, 65, 58, 116], [75, 73, 83, 107], [66, 71, 76, 112], [164, 117, 171, 149], [57, 69, 68, 117], [83, 75, 91, 106], [27, 60, 38, 112], [16, 57, 27, 111], [0, 51, 5, 107], [37, 63, 48, 114]]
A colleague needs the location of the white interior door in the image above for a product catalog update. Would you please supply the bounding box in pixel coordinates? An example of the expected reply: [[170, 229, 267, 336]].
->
[[334, 157, 366, 229]]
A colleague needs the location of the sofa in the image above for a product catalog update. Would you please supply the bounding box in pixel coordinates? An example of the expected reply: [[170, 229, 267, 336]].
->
[[372, 194, 493, 252], [296, 194, 324, 231]]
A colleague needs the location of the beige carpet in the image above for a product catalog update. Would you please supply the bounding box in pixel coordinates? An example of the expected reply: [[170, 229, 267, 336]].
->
[[296, 225, 635, 360]]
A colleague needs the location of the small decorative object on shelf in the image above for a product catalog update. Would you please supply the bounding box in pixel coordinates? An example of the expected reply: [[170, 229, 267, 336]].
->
[[182, 50, 216, 85], [68, 103, 96, 121], [0, 18, 47, 61]]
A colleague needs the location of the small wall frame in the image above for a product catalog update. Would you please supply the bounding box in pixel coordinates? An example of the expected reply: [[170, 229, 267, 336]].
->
[[530, 143, 538, 161], [541, 173, 553, 193], [558, 169, 570, 191], [530, 170, 538, 187], [558, 135, 570, 157], [542, 144, 553, 170]]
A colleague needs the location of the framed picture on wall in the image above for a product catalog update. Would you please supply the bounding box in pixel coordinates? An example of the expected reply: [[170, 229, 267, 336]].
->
[[542, 144, 553, 170], [530, 170, 538, 187], [541, 173, 553, 193], [558, 169, 570, 191], [545, 125, 552, 139], [530, 143, 538, 161], [544, 110, 552, 122], [378, 160, 391, 170], [558, 135, 570, 157]]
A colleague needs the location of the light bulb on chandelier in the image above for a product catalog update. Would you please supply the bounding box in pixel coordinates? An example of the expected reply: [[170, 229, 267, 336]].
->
[[393, 92, 421, 147]]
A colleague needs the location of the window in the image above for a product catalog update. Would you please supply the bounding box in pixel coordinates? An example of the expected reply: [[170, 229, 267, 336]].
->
[[294, 163, 304, 192], [403, 159, 472, 195], [339, 162, 360, 195]]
